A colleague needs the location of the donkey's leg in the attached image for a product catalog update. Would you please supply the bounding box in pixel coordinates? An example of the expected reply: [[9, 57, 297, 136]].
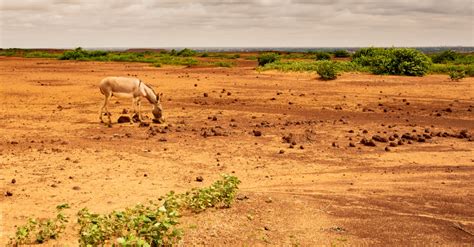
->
[[103, 93, 112, 125], [137, 98, 143, 122], [99, 95, 109, 123]]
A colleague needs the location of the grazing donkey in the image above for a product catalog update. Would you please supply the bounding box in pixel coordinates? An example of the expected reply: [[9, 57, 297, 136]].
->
[[99, 77, 163, 124]]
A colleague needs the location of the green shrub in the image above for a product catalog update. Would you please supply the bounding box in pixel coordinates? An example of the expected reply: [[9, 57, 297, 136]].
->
[[431, 50, 458, 64], [316, 61, 338, 80], [353, 48, 431, 76], [257, 53, 280, 66], [314, 51, 331, 60], [177, 48, 196, 57], [449, 70, 466, 81], [334, 50, 351, 58]]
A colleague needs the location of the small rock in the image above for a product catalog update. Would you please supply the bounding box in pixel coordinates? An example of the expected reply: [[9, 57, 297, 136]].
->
[[5, 191, 13, 196], [117, 116, 131, 123], [11, 178, 16, 184], [349, 142, 356, 147], [264, 226, 270, 231], [203, 93, 208, 97], [385, 147, 391, 152], [196, 176, 204, 182], [236, 194, 249, 200], [72, 186, 81, 190], [279, 149, 285, 154], [253, 130, 262, 137]]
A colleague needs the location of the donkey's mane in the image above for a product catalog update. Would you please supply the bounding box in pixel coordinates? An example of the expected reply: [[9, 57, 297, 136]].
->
[[144, 82, 157, 96]]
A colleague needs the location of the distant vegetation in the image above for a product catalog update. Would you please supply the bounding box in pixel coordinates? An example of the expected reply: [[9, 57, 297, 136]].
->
[[352, 47, 431, 76], [257, 53, 280, 66], [1, 47, 472, 78]]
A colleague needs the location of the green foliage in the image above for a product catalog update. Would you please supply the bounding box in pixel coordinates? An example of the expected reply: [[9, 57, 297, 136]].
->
[[430, 63, 474, 76], [245, 55, 257, 61], [9, 204, 70, 245], [9, 175, 240, 246], [316, 61, 338, 80], [259, 60, 366, 73], [212, 61, 234, 67], [177, 48, 197, 57], [24, 51, 60, 58], [257, 53, 280, 66], [353, 47, 431, 76], [77, 203, 182, 246], [313, 51, 331, 61], [59, 47, 109, 60], [449, 70, 466, 81], [431, 50, 458, 64], [183, 174, 241, 212], [333, 50, 351, 58]]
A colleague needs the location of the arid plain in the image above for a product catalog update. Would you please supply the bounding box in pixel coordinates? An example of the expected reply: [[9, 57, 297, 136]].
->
[[1, 56, 473, 245]]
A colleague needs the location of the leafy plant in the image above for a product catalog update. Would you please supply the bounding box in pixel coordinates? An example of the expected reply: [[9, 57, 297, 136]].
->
[[431, 50, 458, 64], [257, 53, 280, 66], [333, 50, 351, 58], [316, 61, 338, 80], [177, 48, 196, 57], [353, 47, 431, 76], [9, 204, 70, 245], [314, 51, 331, 61], [449, 69, 466, 81], [75, 175, 239, 246], [183, 174, 241, 212]]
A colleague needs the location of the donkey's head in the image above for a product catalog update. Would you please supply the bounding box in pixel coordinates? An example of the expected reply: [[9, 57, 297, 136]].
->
[[152, 93, 164, 120]]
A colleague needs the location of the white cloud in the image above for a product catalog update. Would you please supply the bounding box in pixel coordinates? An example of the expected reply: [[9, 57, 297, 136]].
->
[[0, 0, 472, 47]]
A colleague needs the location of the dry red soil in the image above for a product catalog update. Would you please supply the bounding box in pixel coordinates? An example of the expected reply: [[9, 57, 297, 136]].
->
[[1, 57, 473, 246]]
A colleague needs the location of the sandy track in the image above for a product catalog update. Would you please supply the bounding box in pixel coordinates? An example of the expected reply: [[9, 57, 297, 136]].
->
[[1, 57, 473, 245]]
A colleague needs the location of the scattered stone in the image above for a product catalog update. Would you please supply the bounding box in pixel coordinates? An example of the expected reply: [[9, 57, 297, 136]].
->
[[253, 130, 262, 137], [279, 149, 285, 154], [360, 138, 376, 147], [117, 116, 131, 123], [236, 194, 249, 200], [389, 142, 397, 147], [196, 176, 204, 182], [372, 135, 388, 142], [158, 137, 167, 142], [349, 142, 356, 147], [5, 191, 13, 197], [139, 122, 150, 127]]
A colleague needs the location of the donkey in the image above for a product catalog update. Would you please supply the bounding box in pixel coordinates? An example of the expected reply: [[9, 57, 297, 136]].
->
[[99, 77, 163, 124]]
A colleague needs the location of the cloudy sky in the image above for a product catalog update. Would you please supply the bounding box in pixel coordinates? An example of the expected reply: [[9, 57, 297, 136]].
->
[[1, 0, 473, 48]]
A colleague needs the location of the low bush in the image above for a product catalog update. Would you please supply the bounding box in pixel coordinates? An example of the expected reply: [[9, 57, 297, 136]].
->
[[314, 51, 331, 61], [449, 70, 466, 81], [316, 61, 338, 80], [431, 50, 458, 64], [353, 47, 431, 76], [257, 53, 280, 66], [334, 50, 351, 58], [177, 48, 196, 57]]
